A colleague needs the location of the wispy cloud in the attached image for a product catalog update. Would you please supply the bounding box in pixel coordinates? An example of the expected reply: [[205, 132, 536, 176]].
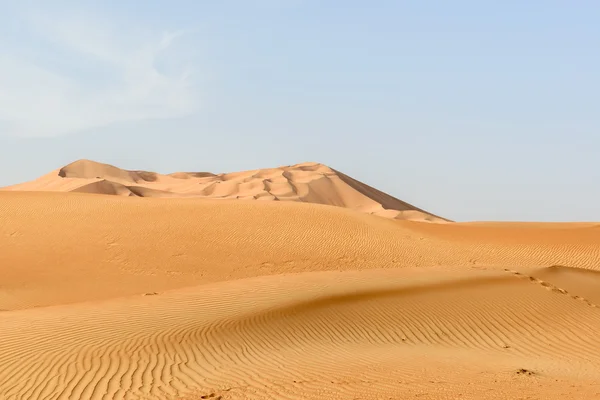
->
[[0, 5, 198, 137]]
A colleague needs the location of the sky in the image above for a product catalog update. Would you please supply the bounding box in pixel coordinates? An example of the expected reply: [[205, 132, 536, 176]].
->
[[0, 0, 598, 222]]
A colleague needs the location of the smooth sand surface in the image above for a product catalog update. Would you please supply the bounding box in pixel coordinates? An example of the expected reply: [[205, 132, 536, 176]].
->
[[1, 162, 600, 399]]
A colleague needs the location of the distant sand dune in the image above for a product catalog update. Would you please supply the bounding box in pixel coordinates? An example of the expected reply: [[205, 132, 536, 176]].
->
[[1, 159, 447, 222]]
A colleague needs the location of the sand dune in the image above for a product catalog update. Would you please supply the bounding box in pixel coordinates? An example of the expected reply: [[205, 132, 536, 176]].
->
[[2, 267, 600, 399], [2, 166, 600, 399], [1, 159, 447, 222], [2, 191, 599, 310]]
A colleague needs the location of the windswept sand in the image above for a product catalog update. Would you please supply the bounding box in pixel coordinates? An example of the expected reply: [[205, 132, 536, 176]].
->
[[1, 162, 600, 399]]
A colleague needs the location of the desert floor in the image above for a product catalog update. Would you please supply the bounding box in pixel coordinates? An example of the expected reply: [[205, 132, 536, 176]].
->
[[1, 162, 600, 399]]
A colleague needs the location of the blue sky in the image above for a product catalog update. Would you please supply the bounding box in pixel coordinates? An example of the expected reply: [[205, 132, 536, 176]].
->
[[0, 1, 598, 222]]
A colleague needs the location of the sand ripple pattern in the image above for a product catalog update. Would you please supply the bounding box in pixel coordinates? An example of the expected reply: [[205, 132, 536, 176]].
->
[[2, 192, 600, 310], [2, 269, 600, 399], [1, 187, 600, 399]]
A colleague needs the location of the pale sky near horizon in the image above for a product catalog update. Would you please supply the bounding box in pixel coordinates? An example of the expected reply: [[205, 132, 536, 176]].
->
[[0, 1, 598, 222]]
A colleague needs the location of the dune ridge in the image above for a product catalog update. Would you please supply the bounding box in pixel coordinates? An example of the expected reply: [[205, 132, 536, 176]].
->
[[1, 159, 447, 222]]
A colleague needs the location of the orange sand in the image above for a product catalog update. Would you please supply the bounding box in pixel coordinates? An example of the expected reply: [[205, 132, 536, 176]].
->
[[1, 160, 599, 399]]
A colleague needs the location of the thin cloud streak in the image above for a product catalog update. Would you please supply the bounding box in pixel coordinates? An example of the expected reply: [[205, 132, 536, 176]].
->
[[0, 6, 198, 137]]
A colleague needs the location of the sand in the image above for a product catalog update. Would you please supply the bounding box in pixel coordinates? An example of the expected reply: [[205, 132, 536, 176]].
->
[[1, 161, 600, 399], [1, 159, 447, 222]]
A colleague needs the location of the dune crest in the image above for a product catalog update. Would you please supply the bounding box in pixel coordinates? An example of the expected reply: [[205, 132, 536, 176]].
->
[[1, 159, 447, 222]]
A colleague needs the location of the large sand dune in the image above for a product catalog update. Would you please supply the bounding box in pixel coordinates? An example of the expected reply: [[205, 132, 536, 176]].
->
[[1, 164, 600, 399], [1, 159, 447, 222]]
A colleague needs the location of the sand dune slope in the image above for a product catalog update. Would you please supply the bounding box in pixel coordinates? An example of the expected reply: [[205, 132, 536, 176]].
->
[[2, 190, 600, 399], [0, 159, 447, 222], [2, 268, 600, 399], [2, 191, 600, 311]]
